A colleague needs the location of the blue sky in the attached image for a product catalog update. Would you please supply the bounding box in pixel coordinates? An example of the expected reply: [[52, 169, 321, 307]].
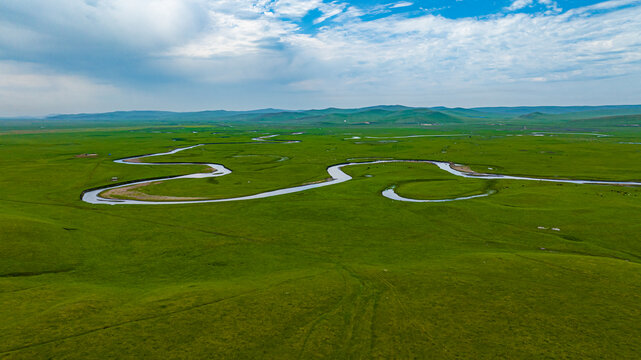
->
[[0, 0, 640, 116]]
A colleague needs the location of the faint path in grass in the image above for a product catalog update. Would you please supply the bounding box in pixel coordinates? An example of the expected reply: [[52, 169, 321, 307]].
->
[[296, 267, 358, 359], [0, 272, 326, 356]]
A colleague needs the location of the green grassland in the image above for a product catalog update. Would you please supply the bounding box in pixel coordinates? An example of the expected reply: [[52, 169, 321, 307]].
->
[[2, 107, 641, 358]]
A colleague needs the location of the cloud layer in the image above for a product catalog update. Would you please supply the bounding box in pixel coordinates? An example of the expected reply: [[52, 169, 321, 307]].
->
[[0, 0, 640, 116]]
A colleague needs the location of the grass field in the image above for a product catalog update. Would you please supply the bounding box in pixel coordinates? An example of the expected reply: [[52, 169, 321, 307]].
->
[[2, 107, 641, 358]]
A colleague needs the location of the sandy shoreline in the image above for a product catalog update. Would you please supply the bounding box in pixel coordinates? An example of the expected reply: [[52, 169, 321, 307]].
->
[[101, 182, 208, 201]]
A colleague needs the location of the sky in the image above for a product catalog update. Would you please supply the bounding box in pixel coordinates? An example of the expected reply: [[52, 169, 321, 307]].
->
[[0, 0, 640, 116]]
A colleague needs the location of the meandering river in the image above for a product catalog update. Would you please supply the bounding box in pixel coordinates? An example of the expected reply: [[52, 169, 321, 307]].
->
[[82, 141, 641, 205]]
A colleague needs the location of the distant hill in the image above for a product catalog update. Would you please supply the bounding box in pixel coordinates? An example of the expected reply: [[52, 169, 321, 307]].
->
[[518, 112, 548, 119], [471, 105, 641, 116], [290, 108, 462, 125], [39, 105, 641, 123], [2, 105, 640, 131], [45, 109, 289, 121], [38, 107, 463, 126]]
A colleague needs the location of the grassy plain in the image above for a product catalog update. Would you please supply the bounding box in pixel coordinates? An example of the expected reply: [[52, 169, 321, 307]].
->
[[2, 108, 641, 358]]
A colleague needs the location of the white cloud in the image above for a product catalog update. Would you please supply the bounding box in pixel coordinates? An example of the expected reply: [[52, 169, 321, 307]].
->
[[271, 0, 323, 18], [539, 0, 562, 13], [0, 0, 640, 114], [390, 2, 414, 9], [164, 10, 295, 58], [506, 0, 562, 12], [0, 61, 141, 116], [313, 5, 346, 24], [506, 0, 534, 11], [163, 1, 350, 57], [0, 21, 49, 56], [581, 0, 641, 11], [277, 1, 641, 104]]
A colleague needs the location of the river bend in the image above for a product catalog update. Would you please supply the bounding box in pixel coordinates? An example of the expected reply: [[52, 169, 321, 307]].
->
[[82, 143, 641, 205]]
